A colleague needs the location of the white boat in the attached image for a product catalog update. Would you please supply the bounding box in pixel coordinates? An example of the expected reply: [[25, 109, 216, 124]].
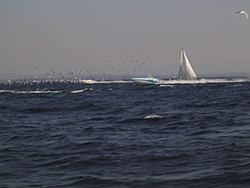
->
[[132, 74, 164, 84], [178, 49, 197, 79]]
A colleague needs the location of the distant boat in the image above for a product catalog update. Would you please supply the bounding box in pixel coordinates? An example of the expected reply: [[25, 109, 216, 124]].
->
[[132, 74, 164, 84], [178, 49, 197, 79]]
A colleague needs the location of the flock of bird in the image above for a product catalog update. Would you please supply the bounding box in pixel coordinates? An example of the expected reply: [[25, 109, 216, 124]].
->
[[1, 51, 176, 83], [1, 10, 249, 83], [2, 49, 248, 84]]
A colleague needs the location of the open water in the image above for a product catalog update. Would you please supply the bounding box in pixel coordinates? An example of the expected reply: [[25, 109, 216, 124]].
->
[[0, 78, 250, 188]]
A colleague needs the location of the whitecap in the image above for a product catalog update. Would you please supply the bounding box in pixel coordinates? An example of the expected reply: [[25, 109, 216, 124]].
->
[[144, 115, 164, 119], [28, 90, 62, 93], [233, 84, 242, 87], [71, 88, 94, 93], [71, 89, 85, 93], [0, 90, 15, 93], [11, 90, 62, 94], [160, 85, 174, 87]]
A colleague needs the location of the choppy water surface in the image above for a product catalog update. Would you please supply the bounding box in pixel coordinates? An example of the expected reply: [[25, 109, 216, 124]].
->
[[0, 79, 250, 187]]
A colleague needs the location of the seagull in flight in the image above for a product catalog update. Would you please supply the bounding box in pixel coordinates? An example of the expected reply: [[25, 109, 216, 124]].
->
[[235, 10, 248, 19]]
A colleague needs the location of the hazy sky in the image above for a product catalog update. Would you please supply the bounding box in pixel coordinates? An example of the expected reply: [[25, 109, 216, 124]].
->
[[1, 0, 249, 78]]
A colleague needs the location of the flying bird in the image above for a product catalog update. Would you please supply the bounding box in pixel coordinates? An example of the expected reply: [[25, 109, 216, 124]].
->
[[235, 10, 248, 19]]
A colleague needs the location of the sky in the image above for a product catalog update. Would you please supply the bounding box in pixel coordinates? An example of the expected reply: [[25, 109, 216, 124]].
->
[[0, 0, 250, 79]]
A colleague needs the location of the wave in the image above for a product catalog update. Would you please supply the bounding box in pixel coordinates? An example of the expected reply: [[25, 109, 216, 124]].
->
[[159, 85, 175, 87], [26, 90, 62, 94], [0, 90, 16, 93], [65, 175, 123, 187], [70, 89, 85, 93], [0, 88, 94, 94], [71, 88, 94, 93], [0, 89, 62, 94], [144, 115, 165, 119]]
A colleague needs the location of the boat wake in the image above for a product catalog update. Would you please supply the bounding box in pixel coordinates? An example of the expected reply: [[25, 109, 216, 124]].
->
[[0, 78, 249, 95], [95, 80, 133, 84], [160, 78, 250, 85]]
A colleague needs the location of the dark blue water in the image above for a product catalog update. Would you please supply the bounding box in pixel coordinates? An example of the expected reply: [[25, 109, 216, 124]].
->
[[1, 79, 250, 187]]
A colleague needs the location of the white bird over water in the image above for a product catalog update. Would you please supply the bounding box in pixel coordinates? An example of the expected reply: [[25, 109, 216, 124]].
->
[[235, 10, 248, 19]]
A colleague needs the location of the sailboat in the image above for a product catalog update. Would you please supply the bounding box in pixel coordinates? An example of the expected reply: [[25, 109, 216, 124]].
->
[[178, 49, 197, 79]]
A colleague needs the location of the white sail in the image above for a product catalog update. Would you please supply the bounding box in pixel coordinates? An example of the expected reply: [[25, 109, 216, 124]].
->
[[178, 50, 185, 78], [178, 49, 197, 79]]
